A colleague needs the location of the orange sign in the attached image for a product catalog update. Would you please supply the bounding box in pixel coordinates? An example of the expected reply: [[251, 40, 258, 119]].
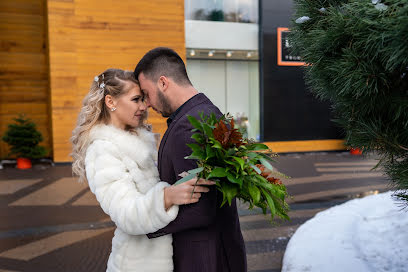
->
[[277, 27, 305, 66]]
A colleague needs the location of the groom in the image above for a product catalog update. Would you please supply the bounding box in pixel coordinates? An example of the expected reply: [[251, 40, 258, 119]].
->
[[134, 47, 247, 272]]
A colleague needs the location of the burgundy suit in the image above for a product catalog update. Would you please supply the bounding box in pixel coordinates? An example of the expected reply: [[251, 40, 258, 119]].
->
[[147, 93, 247, 272]]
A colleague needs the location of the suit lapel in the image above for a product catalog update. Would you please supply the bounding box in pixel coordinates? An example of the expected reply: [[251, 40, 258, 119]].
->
[[157, 117, 180, 177], [157, 93, 211, 177], [157, 127, 169, 177]]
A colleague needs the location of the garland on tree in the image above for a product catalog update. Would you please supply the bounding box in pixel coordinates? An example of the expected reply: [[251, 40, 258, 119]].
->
[[289, 0, 408, 203]]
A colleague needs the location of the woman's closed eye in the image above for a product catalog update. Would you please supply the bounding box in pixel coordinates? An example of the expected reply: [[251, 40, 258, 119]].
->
[[132, 96, 143, 103]]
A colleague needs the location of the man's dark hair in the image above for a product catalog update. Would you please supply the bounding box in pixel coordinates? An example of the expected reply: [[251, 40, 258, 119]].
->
[[134, 47, 192, 86]]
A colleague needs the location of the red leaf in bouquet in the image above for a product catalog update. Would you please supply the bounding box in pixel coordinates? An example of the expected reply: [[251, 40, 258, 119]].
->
[[256, 163, 266, 173], [267, 176, 283, 185], [213, 118, 244, 148], [228, 121, 244, 148], [261, 171, 270, 178], [256, 163, 274, 179], [212, 118, 244, 148], [213, 119, 230, 148]]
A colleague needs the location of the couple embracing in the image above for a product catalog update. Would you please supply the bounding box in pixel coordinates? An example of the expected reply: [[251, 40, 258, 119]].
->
[[71, 47, 247, 272]]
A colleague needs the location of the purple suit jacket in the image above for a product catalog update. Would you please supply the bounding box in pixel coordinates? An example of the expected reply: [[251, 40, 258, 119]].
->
[[147, 93, 247, 272]]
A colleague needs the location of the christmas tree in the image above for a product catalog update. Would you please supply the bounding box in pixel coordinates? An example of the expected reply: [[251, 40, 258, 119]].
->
[[2, 115, 47, 159], [289, 0, 408, 203]]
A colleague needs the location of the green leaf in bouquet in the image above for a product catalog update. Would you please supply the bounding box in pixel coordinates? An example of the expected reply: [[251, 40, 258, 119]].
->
[[220, 182, 239, 207], [274, 198, 289, 219], [253, 175, 278, 193], [227, 172, 243, 188], [187, 143, 203, 153], [188, 167, 204, 175], [279, 212, 290, 221], [271, 195, 289, 220], [259, 202, 267, 215], [259, 157, 274, 171], [187, 115, 203, 132], [205, 144, 215, 159], [208, 167, 228, 179], [258, 152, 277, 163], [227, 148, 236, 156], [261, 188, 276, 216], [273, 186, 287, 201], [202, 123, 213, 138], [185, 148, 206, 160], [225, 160, 240, 172], [232, 156, 245, 170], [199, 111, 205, 121], [209, 112, 218, 125], [212, 140, 223, 149], [248, 183, 261, 204], [250, 163, 262, 174], [270, 170, 291, 179], [247, 152, 258, 159], [185, 155, 199, 160], [191, 133, 206, 144], [246, 143, 269, 151], [174, 172, 196, 185], [239, 144, 247, 150], [193, 149, 206, 160]]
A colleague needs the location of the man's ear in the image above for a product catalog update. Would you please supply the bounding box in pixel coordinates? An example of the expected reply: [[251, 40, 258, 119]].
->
[[105, 95, 115, 110], [158, 76, 169, 92]]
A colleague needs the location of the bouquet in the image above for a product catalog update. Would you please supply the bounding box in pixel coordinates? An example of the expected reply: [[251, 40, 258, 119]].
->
[[176, 113, 290, 221]]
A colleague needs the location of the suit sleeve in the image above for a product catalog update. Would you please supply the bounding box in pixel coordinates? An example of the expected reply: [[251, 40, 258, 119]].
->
[[85, 140, 179, 235], [147, 115, 218, 239]]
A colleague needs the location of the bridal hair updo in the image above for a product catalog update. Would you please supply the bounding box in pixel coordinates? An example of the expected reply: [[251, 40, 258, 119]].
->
[[70, 68, 140, 183]]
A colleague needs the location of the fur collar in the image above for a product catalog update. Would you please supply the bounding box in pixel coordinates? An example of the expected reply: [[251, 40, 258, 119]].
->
[[89, 124, 157, 168]]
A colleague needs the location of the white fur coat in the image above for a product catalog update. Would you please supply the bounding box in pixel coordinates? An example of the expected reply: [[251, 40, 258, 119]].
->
[[85, 124, 178, 272]]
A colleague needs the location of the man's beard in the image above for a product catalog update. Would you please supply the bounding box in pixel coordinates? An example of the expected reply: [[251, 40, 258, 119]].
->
[[157, 88, 173, 117]]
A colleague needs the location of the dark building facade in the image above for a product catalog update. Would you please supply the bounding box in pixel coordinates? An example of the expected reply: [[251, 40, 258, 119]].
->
[[260, 0, 343, 145]]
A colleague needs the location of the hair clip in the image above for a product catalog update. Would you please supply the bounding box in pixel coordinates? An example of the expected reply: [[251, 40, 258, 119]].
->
[[94, 76, 99, 82]]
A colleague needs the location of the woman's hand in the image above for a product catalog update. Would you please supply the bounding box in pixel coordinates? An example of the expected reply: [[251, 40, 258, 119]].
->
[[163, 178, 216, 210]]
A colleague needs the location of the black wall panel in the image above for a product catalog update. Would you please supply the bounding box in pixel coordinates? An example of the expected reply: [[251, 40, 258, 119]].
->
[[260, 0, 342, 141]]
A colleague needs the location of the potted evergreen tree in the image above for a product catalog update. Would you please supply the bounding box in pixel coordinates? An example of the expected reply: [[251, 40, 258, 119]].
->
[[2, 115, 47, 169]]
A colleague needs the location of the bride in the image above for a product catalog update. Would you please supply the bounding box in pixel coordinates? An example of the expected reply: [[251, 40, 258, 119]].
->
[[70, 68, 214, 271]]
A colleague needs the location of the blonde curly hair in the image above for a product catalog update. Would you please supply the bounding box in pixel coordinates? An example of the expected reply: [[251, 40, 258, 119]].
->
[[70, 68, 143, 183]]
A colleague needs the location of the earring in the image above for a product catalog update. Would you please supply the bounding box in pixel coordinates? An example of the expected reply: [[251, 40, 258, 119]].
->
[[111, 107, 116, 112]]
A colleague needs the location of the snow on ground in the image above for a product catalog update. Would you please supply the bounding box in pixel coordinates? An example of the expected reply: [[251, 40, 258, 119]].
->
[[282, 191, 408, 272]]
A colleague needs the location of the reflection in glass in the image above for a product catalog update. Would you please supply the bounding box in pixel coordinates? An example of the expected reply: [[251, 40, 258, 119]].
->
[[185, 0, 258, 24], [187, 59, 260, 140]]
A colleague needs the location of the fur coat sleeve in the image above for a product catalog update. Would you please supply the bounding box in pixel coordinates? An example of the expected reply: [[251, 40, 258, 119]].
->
[[85, 139, 179, 236]]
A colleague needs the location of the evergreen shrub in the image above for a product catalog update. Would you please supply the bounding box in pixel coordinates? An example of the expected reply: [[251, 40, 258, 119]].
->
[[289, 0, 408, 203], [2, 115, 47, 159]]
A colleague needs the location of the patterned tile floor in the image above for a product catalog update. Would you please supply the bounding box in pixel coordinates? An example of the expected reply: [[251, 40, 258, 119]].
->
[[0, 152, 388, 272]]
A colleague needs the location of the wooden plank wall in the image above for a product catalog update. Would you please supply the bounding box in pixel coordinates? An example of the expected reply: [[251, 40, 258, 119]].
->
[[47, 0, 186, 162], [0, 0, 51, 159]]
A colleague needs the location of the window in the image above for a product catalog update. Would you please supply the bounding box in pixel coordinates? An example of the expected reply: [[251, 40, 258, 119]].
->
[[187, 59, 260, 140], [185, 0, 259, 24]]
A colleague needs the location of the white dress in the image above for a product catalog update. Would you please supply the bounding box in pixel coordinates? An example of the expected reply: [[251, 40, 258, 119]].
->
[[85, 124, 178, 272]]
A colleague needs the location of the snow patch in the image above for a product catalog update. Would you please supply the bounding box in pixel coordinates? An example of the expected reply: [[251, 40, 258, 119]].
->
[[282, 191, 408, 272]]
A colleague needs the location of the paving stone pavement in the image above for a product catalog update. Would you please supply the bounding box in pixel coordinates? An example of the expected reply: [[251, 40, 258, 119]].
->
[[0, 152, 389, 272]]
